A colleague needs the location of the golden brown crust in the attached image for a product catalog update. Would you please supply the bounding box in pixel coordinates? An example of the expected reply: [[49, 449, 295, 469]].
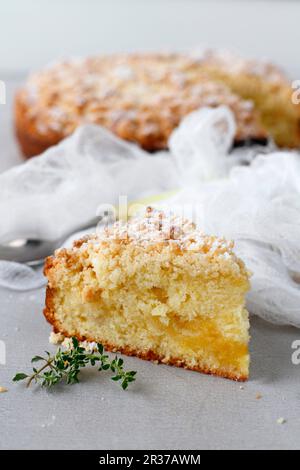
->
[[15, 53, 269, 158], [43, 284, 56, 326], [43, 283, 247, 382], [14, 91, 62, 158]]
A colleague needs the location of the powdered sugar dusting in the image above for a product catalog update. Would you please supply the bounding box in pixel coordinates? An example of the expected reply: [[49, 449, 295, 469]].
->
[[78, 207, 235, 259]]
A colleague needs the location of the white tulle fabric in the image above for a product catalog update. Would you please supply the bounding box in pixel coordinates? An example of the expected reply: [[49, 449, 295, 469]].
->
[[1, 106, 300, 327], [0, 125, 177, 242]]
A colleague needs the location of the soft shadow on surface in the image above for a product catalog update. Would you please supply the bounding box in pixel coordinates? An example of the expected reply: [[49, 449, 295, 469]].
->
[[249, 315, 299, 384]]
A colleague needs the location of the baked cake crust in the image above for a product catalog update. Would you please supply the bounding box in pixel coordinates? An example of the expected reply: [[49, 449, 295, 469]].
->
[[15, 52, 272, 157], [43, 209, 250, 381]]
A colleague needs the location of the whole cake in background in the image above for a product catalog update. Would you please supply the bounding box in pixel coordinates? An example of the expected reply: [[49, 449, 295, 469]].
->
[[15, 52, 300, 157], [44, 208, 251, 381], [15, 50, 300, 158]]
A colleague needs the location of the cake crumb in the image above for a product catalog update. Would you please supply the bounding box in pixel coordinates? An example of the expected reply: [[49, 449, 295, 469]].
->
[[256, 393, 262, 399], [277, 417, 286, 425], [60, 337, 99, 353], [239, 385, 244, 390], [49, 331, 65, 345], [0, 386, 8, 393]]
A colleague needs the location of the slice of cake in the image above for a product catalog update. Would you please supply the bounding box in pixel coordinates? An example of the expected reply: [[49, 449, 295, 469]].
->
[[44, 208, 250, 381]]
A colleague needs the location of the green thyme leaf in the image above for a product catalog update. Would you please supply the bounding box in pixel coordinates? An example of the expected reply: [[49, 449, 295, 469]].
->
[[13, 373, 29, 382], [31, 356, 44, 363], [13, 338, 137, 391]]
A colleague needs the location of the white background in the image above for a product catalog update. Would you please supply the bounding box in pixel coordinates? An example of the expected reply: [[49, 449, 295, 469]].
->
[[1, 0, 300, 77]]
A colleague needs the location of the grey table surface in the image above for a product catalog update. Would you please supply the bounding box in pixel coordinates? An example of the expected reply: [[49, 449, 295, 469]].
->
[[0, 78, 300, 450]]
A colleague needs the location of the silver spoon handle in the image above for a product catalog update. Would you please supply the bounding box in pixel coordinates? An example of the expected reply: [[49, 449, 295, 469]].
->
[[0, 215, 107, 264]]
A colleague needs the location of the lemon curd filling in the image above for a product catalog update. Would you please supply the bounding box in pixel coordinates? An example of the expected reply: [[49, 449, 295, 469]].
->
[[44, 209, 251, 381]]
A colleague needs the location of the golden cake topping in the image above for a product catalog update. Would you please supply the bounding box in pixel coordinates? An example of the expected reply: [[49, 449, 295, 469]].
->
[[70, 208, 235, 260], [18, 52, 268, 148]]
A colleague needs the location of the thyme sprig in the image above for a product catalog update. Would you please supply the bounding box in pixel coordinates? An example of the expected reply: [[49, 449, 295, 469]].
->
[[13, 337, 136, 390]]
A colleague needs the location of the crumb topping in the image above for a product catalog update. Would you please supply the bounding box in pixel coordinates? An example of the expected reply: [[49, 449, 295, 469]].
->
[[18, 52, 269, 145], [192, 49, 286, 82], [72, 208, 236, 260]]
